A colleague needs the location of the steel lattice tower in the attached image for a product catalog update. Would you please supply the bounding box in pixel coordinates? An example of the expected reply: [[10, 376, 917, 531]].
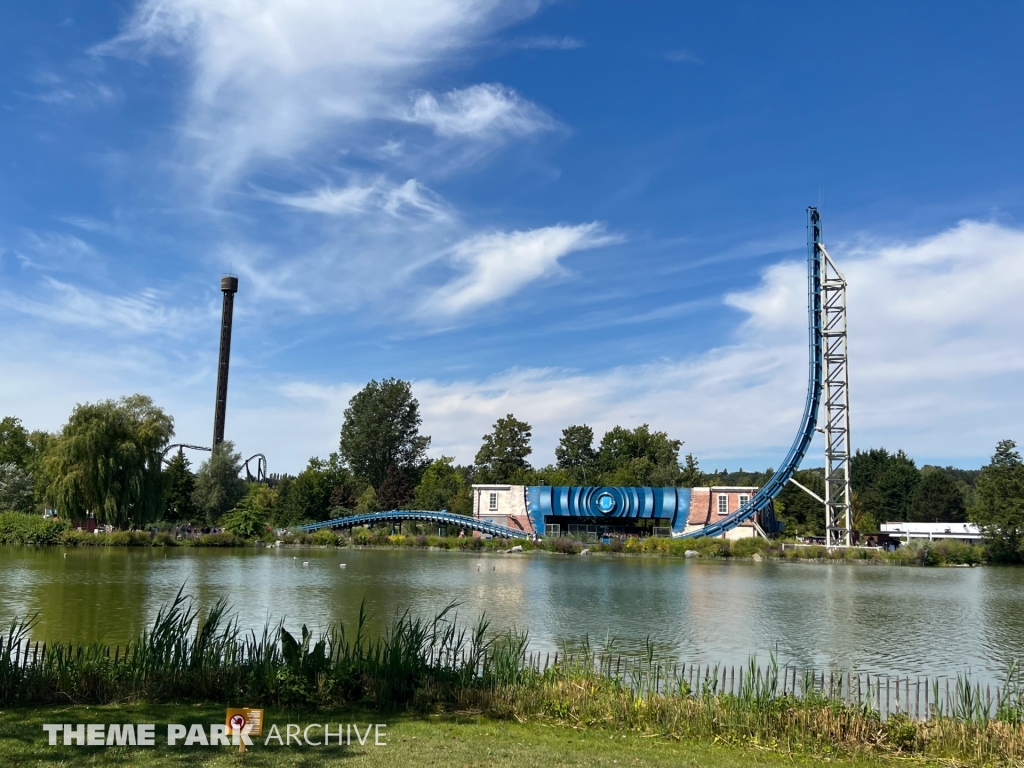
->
[[812, 215, 853, 547]]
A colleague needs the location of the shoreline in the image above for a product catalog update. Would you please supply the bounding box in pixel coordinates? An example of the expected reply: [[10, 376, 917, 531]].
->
[[0, 538, 993, 567]]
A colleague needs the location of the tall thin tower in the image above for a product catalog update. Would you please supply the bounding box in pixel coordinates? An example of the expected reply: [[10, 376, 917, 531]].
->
[[212, 275, 238, 448], [812, 215, 853, 548]]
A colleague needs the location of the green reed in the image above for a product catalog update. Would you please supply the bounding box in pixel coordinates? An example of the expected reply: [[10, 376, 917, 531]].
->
[[3, 590, 1024, 764]]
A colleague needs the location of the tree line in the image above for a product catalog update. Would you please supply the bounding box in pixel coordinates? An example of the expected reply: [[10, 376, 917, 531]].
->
[[1, 379, 1022, 560]]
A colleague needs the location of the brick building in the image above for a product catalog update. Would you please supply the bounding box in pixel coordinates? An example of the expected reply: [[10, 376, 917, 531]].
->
[[472, 485, 773, 539]]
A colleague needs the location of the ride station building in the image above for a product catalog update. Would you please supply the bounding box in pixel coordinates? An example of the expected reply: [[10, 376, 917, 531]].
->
[[472, 485, 779, 539]]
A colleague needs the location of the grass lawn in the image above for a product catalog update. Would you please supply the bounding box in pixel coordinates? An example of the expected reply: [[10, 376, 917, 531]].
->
[[0, 704, 948, 768]]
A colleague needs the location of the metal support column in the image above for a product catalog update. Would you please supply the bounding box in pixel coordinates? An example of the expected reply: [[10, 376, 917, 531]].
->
[[816, 232, 852, 547]]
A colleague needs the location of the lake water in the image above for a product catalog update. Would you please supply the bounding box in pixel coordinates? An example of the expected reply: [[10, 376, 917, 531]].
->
[[2, 547, 1022, 688]]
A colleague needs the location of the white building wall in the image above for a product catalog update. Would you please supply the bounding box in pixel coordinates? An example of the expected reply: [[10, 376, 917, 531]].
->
[[471, 485, 533, 535]]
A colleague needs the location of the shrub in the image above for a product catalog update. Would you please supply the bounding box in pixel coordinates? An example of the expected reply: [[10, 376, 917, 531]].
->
[[552, 537, 582, 555], [0, 512, 70, 545], [932, 539, 983, 565], [311, 529, 340, 546], [352, 528, 371, 545], [731, 537, 770, 558], [61, 529, 100, 546], [104, 531, 153, 546], [197, 532, 238, 547], [152, 532, 177, 547]]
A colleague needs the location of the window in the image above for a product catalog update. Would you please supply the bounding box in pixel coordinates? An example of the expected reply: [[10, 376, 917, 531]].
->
[[739, 494, 750, 507], [717, 494, 728, 515], [488, 492, 498, 512]]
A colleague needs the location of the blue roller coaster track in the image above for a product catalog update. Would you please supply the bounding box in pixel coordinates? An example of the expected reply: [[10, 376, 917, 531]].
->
[[299, 208, 826, 541], [680, 207, 824, 538], [299, 509, 530, 539]]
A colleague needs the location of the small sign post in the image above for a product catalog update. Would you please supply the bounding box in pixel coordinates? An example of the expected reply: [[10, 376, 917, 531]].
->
[[226, 708, 263, 754]]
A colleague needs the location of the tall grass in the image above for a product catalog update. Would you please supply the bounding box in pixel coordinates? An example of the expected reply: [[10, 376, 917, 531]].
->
[[0, 587, 496, 709], [3, 591, 1023, 764]]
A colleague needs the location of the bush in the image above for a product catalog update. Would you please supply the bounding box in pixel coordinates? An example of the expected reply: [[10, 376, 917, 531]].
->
[[311, 529, 340, 546], [104, 531, 154, 546], [60, 529, 100, 546], [352, 528, 371, 545], [0, 512, 70, 545], [730, 537, 770, 558], [153, 532, 177, 547], [551, 538, 581, 555], [197, 532, 238, 547]]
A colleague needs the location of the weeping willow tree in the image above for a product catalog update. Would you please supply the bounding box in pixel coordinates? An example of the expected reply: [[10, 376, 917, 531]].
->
[[45, 394, 174, 528]]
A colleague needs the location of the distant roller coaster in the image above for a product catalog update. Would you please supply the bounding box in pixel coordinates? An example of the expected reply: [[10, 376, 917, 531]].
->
[[301, 208, 851, 543], [161, 445, 267, 483]]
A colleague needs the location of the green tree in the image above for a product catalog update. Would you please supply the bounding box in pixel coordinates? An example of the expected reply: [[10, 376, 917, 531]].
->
[[851, 448, 920, 523], [970, 440, 1024, 563], [679, 454, 704, 487], [555, 425, 597, 484], [45, 394, 174, 527], [279, 454, 351, 524], [774, 469, 826, 535], [356, 485, 380, 513], [272, 476, 294, 527], [339, 379, 430, 488], [0, 463, 35, 513], [221, 484, 275, 538], [908, 469, 967, 522], [162, 451, 198, 523], [328, 482, 358, 512], [0, 417, 32, 467], [192, 441, 246, 525], [597, 425, 682, 486], [474, 414, 533, 483], [377, 464, 414, 510], [875, 453, 920, 521], [414, 457, 472, 515], [26, 430, 56, 507], [531, 465, 573, 487]]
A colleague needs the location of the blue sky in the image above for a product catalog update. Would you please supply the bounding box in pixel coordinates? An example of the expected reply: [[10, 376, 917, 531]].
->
[[2, 1, 1023, 474]]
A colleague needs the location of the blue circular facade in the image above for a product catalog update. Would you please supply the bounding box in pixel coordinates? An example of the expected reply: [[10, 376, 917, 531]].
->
[[596, 492, 616, 514]]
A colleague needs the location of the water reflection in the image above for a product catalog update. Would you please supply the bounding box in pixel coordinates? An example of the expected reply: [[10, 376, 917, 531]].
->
[[0, 547, 1021, 687]]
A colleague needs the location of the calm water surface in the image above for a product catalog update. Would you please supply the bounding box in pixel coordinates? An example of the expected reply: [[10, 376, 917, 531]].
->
[[1, 547, 1022, 687]]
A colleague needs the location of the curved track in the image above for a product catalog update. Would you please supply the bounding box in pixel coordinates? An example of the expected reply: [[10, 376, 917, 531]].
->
[[298, 510, 530, 539], [298, 208, 826, 542], [680, 207, 824, 538]]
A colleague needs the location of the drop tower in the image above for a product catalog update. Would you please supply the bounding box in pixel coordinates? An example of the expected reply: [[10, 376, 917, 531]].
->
[[212, 275, 238, 448]]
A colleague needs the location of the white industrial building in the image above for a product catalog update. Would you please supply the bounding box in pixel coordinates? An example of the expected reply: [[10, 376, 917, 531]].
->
[[880, 522, 982, 545]]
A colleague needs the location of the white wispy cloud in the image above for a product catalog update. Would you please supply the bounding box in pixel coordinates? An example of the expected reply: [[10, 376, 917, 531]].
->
[[95, 0, 545, 186], [3, 279, 202, 337], [426, 223, 619, 316], [27, 70, 120, 106], [407, 83, 556, 139], [512, 35, 585, 50], [14, 232, 100, 272], [59, 216, 117, 233], [273, 178, 451, 221], [665, 50, 702, 64]]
